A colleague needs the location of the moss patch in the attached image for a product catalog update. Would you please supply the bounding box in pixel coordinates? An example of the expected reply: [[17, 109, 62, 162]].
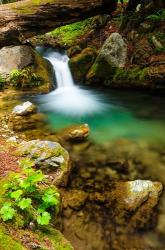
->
[[0, 226, 26, 250], [69, 47, 97, 81], [49, 18, 93, 47]]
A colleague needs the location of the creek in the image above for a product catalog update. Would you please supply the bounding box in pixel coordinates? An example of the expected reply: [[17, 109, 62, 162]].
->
[[36, 47, 165, 145]]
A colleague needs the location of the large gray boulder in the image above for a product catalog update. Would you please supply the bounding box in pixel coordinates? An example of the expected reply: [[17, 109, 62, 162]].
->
[[87, 33, 127, 80], [17, 140, 71, 186], [98, 32, 127, 68], [0, 45, 53, 93], [0, 45, 33, 75]]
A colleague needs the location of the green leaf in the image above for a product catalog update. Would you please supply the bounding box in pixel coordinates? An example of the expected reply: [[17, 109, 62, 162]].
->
[[37, 203, 48, 213], [37, 212, 51, 225], [27, 171, 45, 184], [10, 190, 23, 200], [19, 179, 31, 189], [18, 198, 32, 210], [42, 193, 59, 206], [0, 202, 15, 221]]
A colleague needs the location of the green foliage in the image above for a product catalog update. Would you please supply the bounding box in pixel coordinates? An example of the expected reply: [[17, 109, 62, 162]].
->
[[0, 74, 5, 88], [37, 211, 51, 225], [9, 68, 43, 88], [0, 158, 60, 226], [148, 32, 165, 53], [49, 18, 92, 46], [0, 202, 16, 221], [146, 9, 165, 21]]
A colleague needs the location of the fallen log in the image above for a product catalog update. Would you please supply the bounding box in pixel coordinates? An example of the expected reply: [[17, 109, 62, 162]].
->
[[0, 0, 117, 47]]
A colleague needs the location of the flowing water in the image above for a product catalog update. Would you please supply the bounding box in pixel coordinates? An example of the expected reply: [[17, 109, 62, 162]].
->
[[33, 48, 165, 250], [36, 47, 165, 145]]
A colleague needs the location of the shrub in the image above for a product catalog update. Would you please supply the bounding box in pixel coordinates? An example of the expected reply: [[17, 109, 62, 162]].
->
[[9, 68, 43, 88], [9, 69, 22, 87], [0, 158, 60, 226], [146, 9, 165, 21]]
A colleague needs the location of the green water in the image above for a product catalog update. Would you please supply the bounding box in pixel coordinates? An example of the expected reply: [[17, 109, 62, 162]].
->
[[42, 89, 165, 144]]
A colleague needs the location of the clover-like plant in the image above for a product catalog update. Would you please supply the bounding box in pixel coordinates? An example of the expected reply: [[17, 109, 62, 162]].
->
[[0, 158, 60, 226]]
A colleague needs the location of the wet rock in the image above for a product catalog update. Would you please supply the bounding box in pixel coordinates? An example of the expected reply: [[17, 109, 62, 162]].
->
[[62, 190, 88, 210], [12, 101, 37, 116], [17, 140, 70, 186], [69, 47, 97, 82], [67, 45, 82, 58], [8, 112, 45, 132], [113, 180, 163, 230], [123, 180, 163, 211], [61, 124, 90, 142]]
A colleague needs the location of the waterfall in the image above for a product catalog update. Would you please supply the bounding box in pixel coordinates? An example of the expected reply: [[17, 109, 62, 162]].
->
[[43, 50, 74, 88], [36, 47, 107, 116]]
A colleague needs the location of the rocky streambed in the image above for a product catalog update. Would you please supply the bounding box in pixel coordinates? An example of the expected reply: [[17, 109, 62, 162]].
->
[[0, 96, 165, 250]]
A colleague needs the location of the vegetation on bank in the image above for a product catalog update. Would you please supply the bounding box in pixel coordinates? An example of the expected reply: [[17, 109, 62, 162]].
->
[[49, 18, 93, 47], [0, 158, 60, 226]]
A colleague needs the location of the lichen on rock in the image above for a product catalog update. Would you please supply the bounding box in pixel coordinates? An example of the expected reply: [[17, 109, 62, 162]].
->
[[17, 140, 71, 186]]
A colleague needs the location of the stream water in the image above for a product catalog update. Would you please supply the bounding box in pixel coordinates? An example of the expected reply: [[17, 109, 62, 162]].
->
[[36, 47, 165, 145]]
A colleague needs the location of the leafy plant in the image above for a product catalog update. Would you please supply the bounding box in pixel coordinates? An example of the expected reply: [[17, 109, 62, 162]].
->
[[146, 9, 165, 22], [9, 68, 43, 88], [0, 158, 60, 226], [9, 69, 22, 86]]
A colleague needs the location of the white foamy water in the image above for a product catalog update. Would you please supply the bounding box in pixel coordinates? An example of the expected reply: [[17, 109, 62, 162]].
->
[[36, 47, 107, 116]]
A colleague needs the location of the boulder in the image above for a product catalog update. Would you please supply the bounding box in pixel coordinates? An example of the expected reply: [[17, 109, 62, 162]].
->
[[9, 102, 44, 132], [8, 113, 45, 132], [114, 180, 163, 230], [98, 32, 127, 68], [123, 180, 163, 211], [87, 33, 127, 80], [17, 140, 71, 186], [0, 45, 53, 92], [12, 101, 37, 116], [0, 45, 33, 75], [69, 47, 97, 82], [60, 124, 90, 142], [67, 45, 82, 58]]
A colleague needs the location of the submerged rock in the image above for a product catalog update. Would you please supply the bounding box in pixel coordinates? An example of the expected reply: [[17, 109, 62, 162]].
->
[[123, 180, 163, 211], [12, 101, 37, 116], [17, 140, 70, 186], [60, 124, 90, 142]]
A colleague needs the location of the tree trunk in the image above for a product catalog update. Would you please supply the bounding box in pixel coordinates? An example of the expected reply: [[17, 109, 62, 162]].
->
[[0, 0, 117, 47]]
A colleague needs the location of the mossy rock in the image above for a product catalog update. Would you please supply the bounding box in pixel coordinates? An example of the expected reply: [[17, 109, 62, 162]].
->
[[111, 67, 149, 87], [87, 57, 116, 81], [17, 140, 71, 186], [0, 45, 53, 93], [69, 47, 97, 82], [0, 226, 26, 250], [38, 227, 74, 250]]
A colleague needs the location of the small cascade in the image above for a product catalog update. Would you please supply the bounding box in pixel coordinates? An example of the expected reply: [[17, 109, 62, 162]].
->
[[43, 50, 74, 88], [36, 47, 107, 116]]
